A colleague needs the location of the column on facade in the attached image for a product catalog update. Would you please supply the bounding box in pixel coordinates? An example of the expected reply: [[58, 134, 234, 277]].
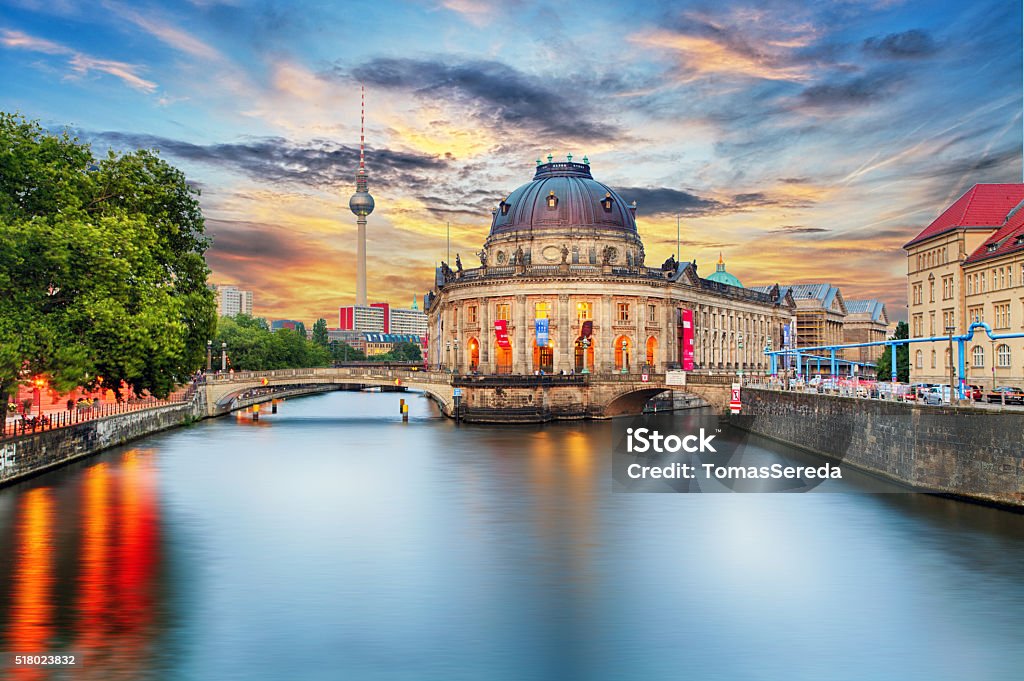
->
[[599, 294, 613, 373], [558, 294, 571, 373], [515, 294, 528, 374], [662, 298, 674, 370], [454, 302, 463, 373], [481, 300, 492, 374], [636, 295, 646, 372]]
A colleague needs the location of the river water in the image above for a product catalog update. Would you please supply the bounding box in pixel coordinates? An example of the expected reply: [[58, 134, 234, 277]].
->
[[1, 390, 1023, 680]]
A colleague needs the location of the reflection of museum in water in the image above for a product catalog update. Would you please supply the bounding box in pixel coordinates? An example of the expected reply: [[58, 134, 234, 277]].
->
[[425, 157, 796, 375]]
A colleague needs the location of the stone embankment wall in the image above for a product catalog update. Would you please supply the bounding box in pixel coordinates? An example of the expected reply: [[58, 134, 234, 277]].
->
[[0, 398, 204, 488], [732, 388, 1024, 508]]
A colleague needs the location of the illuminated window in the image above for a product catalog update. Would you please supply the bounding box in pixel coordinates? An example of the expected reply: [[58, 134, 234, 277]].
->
[[495, 303, 510, 321], [601, 193, 613, 211], [576, 301, 592, 322], [546, 191, 558, 209], [535, 301, 551, 319]]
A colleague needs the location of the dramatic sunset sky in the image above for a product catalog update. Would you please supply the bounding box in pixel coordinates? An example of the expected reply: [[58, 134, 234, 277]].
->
[[2, 0, 1021, 323]]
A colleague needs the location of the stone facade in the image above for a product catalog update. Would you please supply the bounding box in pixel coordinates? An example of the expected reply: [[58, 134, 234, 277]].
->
[[733, 388, 1024, 508], [427, 159, 796, 376], [906, 184, 1024, 386]]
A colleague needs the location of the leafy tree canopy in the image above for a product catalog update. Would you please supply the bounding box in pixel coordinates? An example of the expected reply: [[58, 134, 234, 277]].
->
[[875, 321, 909, 382], [0, 113, 216, 398]]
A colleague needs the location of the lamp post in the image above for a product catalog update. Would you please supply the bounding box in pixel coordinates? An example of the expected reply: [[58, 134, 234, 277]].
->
[[221, 341, 227, 372], [206, 340, 212, 372], [621, 339, 629, 374], [445, 341, 451, 373], [945, 325, 957, 404], [737, 333, 744, 384], [454, 338, 460, 374]]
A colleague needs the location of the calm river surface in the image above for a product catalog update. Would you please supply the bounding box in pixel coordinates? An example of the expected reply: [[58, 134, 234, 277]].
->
[[1, 390, 1024, 680]]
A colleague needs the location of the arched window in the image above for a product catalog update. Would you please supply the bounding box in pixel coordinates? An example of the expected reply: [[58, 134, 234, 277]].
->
[[997, 344, 1011, 368], [467, 337, 479, 371], [915, 350, 923, 369], [614, 336, 632, 372], [972, 346, 984, 368], [930, 350, 936, 369], [645, 336, 657, 369]]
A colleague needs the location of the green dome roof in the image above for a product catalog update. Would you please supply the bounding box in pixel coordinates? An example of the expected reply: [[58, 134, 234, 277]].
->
[[706, 253, 743, 288]]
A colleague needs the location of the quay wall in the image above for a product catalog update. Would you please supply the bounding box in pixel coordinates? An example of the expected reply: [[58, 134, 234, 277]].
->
[[1, 400, 202, 488], [731, 388, 1024, 508]]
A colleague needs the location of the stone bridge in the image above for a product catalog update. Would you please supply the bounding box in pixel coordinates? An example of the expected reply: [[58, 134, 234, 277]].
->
[[202, 367, 735, 423]]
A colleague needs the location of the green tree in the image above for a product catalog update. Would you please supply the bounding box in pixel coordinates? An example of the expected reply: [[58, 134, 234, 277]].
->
[[311, 318, 329, 347], [329, 341, 365, 362], [381, 341, 422, 362], [214, 314, 331, 371], [0, 113, 216, 398], [876, 321, 909, 382]]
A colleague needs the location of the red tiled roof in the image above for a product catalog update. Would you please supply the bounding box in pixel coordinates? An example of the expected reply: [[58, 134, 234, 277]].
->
[[903, 184, 1024, 248], [963, 202, 1024, 264]]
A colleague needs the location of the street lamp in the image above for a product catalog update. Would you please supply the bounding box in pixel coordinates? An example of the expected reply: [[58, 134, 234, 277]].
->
[[945, 325, 957, 404], [206, 340, 213, 372], [221, 341, 227, 372], [621, 338, 628, 374], [454, 338, 460, 373], [737, 333, 744, 384], [445, 341, 451, 373]]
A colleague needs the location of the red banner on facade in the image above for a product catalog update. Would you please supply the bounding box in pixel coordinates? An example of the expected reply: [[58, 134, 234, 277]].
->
[[581, 320, 593, 338], [681, 309, 695, 371], [494, 319, 510, 348]]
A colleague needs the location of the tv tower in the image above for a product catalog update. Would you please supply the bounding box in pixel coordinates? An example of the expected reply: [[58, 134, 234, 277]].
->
[[348, 84, 374, 307]]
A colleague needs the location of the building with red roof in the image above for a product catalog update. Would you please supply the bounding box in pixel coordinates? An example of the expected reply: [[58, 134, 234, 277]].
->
[[904, 184, 1024, 386]]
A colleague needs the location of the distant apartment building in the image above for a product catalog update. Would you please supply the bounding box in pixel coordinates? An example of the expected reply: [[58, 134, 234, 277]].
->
[[339, 304, 385, 332], [212, 284, 254, 317], [390, 299, 428, 336], [339, 299, 427, 336], [271, 319, 301, 332], [905, 183, 1024, 386]]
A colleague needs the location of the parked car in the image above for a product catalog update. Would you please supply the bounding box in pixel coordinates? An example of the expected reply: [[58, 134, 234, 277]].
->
[[986, 386, 1024, 404], [967, 384, 984, 401], [923, 385, 951, 406]]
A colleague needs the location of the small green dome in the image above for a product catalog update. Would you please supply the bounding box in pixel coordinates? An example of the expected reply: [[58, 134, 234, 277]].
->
[[707, 253, 743, 288]]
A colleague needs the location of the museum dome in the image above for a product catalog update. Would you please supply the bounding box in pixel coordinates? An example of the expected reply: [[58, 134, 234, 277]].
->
[[489, 157, 637, 237], [706, 253, 743, 288]]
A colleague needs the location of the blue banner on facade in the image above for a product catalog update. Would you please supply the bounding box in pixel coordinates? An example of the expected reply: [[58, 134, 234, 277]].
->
[[535, 318, 549, 347]]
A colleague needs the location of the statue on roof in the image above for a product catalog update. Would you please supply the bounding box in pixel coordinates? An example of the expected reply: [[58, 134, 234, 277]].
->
[[476, 248, 487, 267], [560, 244, 569, 263], [661, 254, 677, 271], [455, 253, 463, 272]]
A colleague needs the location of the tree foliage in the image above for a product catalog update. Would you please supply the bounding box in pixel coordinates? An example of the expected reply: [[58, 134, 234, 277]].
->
[[311, 318, 329, 347], [0, 113, 216, 398], [875, 321, 909, 382], [214, 314, 330, 370]]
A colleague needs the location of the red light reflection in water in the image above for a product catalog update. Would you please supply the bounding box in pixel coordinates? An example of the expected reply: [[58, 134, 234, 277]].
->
[[6, 488, 54, 681], [75, 450, 162, 679], [2, 449, 164, 680]]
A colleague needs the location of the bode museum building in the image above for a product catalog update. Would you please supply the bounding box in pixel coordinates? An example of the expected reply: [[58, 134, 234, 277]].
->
[[425, 157, 796, 375]]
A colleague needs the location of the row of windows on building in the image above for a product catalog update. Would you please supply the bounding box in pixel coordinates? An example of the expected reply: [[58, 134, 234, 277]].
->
[[913, 301, 1021, 336], [915, 247, 950, 272], [455, 301, 774, 336], [911, 265, 1024, 305], [914, 345, 1015, 369], [965, 265, 1024, 295]]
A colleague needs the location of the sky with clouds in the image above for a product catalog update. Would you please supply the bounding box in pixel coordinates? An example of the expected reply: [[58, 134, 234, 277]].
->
[[2, 0, 1021, 324]]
